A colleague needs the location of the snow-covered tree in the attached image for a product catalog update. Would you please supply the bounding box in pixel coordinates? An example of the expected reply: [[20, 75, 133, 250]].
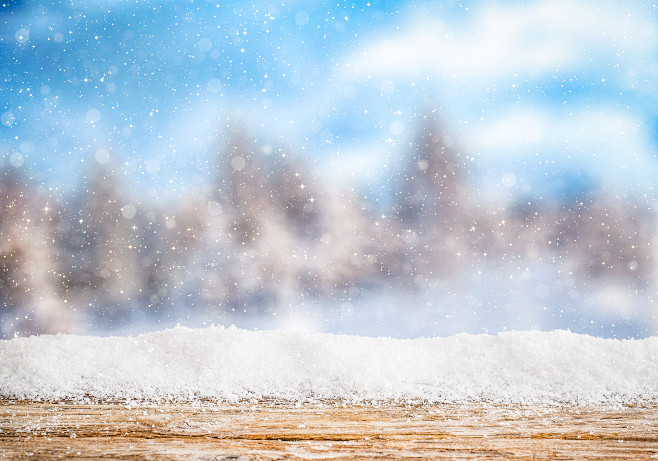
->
[[148, 196, 235, 312], [551, 195, 653, 285], [64, 165, 147, 323], [211, 127, 376, 304], [394, 114, 464, 227], [0, 169, 72, 337], [391, 114, 471, 283], [311, 186, 382, 295], [268, 156, 322, 240]]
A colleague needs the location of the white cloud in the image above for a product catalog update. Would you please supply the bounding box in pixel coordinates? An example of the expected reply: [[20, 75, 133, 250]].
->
[[470, 108, 645, 152], [468, 107, 656, 191], [332, 1, 658, 194], [343, 1, 656, 83]]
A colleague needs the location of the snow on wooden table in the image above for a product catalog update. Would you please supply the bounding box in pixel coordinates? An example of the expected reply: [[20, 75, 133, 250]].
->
[[3, 327, 658, 405], [1, 400, 657, 460]]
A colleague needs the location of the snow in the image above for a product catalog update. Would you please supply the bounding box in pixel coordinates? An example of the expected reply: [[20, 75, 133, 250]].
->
[[1, 326, 656, 405]]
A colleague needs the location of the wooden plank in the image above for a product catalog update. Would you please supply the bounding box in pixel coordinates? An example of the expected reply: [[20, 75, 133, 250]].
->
[[1, 400, 657, 459]]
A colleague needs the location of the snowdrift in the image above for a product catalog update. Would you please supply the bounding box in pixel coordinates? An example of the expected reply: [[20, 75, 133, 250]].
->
[[1, 326, 656, 405]]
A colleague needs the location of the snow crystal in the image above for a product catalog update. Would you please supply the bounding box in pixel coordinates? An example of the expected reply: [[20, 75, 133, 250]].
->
[[1, 327, 656, 405]]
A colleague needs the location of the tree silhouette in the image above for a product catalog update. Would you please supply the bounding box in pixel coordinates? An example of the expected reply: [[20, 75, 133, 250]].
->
[[65, 165, 146, 323], [391, 114, 470, 282], [394, 114, 463, 227], [0, 169, 72, 337]]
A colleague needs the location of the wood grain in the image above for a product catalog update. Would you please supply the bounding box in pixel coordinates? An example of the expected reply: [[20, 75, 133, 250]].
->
[[1, 400, 657, 459]]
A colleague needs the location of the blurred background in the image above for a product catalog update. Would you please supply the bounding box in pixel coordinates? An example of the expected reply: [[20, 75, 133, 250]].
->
[[1, 0, 657, 339]]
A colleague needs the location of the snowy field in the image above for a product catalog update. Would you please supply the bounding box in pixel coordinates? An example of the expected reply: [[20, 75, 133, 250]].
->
[[1, 326, 656, 405]]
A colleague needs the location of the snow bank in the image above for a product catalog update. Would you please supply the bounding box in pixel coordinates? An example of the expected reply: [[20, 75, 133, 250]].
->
[[1, 326, 656, 405]]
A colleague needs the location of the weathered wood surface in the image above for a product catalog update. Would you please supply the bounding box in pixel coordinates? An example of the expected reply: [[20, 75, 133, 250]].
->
[[1, 400, 657, 459]]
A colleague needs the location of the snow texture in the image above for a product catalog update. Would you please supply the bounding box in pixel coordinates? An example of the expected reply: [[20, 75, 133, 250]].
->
[[1, 326, 656, 405]]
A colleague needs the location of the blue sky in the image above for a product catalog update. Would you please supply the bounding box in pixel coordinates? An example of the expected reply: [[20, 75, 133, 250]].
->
[[1, 0, 657, 204]]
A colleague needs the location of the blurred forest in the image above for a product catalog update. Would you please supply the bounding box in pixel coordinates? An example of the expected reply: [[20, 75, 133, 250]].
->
[[1, 114, 655, 338]]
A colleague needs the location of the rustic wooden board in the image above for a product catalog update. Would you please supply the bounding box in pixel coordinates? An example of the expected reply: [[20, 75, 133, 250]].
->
[[1, 400, 657, 459]]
